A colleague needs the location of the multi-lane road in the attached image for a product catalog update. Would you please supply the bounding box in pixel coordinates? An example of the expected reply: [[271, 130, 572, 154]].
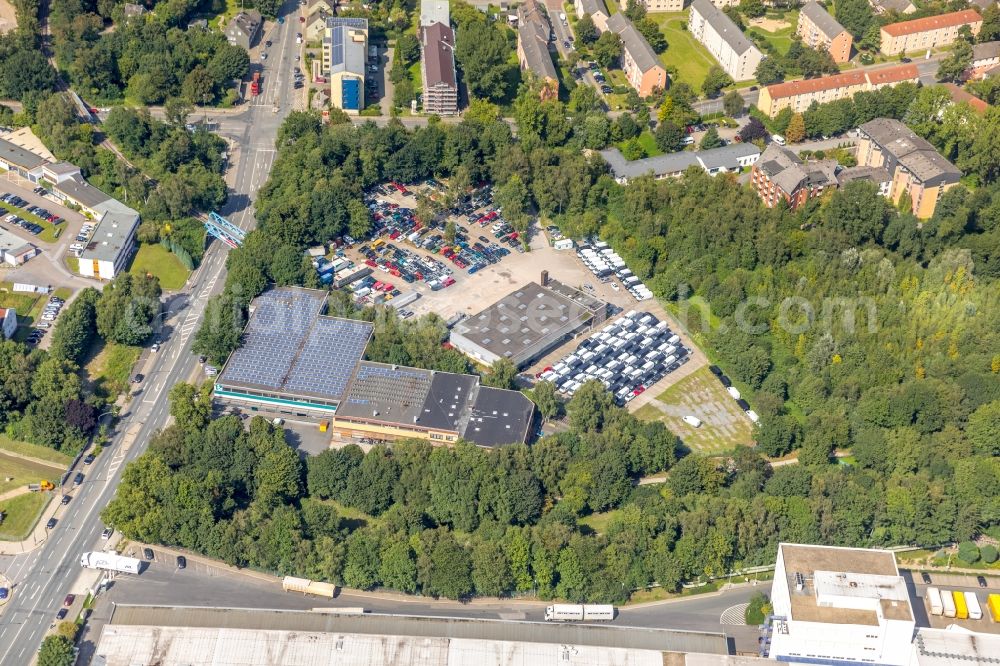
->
[[0, 2, 305, 661]]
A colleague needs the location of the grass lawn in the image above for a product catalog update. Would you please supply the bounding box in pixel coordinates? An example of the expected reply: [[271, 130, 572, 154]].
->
[[83, 340, 141, 402], [578, 509, 622, 535], [0, 284, 72, 339], [408, 59, 422, 91], [634, 365, 754, 454], [0, 434, 71, 466], [128, 243, 190, 290], [0, 492, 49, 541], [648, 12, 718, 90], [746, 10, 798, 56], [618, 129, 663, 158], [0, 451, 62, 495]]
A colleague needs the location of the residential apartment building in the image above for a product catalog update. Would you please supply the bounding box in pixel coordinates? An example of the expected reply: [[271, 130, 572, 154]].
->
[[600, 143, 761, 182], [880, 9, 982, 56], [837, 165, 892, 196], [323, 18, 369, 114], [0, 308, 15, 340], [689, 0, 763, 81], [857, 118, 962, 218], [574, 0, 609, 33], [751, 143, 838, 210], [516, 0, 559, 100], [757, 63, 918, 116], [419, 0, 450, 26], [618, 0, 684, 11], [420, 22, 459, 115], [870, 0, 916, 15], [797, 2, 852, 63], [606, 14, 668, 97], [943, 82, 989, 113], [967, 40, 1000, 79], [763, 543, 914, 666], [225, 10, 262, 50]]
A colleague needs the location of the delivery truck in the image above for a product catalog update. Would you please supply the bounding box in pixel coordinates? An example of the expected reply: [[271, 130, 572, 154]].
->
[[544, 604, 615, 622], [942, 588, 957, 618], [965, 591, 983, 620], [953, 589, 968, 619], [926, 587, 943, 616], [80, 552, 142, 574], [282, 576, 336, 598]]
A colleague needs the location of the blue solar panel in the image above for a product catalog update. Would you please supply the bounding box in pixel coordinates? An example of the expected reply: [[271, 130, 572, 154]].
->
[[284, 317, 372, 399], [330, 25, 344, 67]]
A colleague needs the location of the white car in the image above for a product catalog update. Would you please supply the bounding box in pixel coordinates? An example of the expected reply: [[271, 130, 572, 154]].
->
[[682, 415, 702, 427]]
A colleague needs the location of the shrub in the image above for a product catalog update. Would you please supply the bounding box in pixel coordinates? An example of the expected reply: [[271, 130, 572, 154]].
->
[[958, 541, 981, 565], [981, 545, 998, 564], [745, 591, 772, 625]]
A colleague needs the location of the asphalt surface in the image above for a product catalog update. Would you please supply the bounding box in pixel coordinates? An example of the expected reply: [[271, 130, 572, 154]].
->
[[0, 1, 304, 661]]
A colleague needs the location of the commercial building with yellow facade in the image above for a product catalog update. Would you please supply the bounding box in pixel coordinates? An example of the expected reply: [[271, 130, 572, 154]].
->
[[857, 118, 961, 219], [879, 9, 982, 56], [321, 17, 369, 114], [757, 63, 919, 117]]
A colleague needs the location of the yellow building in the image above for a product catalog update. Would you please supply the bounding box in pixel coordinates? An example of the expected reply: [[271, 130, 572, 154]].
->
[[857, 118, 961, 219], [797, 2, 853, 63], [880, 9, 982, 56], [757, 63, 918, 117]]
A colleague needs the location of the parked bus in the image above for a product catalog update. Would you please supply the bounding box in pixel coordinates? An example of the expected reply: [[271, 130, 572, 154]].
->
[[953, 589, 969, 620]]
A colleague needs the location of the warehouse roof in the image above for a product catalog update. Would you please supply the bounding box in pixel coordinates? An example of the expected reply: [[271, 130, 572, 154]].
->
[[606, 14, 662, 74], [881, 9, 982, 37], [464, 386, 535, 447], [54, 174, 115, 210], [0, 226, 34, 256], [799, 2, 847, 40], [690, 0, 758, 56], [0, 137, 47, 170]]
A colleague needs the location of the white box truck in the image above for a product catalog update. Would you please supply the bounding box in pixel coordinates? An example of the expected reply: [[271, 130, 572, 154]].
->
[[727, 386, 742, 400], [80, 552, 142, 574], [926, 586, 944, 616], [965, 591, 983, 620], [545, 604, 615, 622], [942, 589, 957, 618]]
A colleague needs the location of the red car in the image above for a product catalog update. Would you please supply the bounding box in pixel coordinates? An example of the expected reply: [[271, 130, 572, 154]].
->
[[365, 259, 377, 267], [632, 386, 646, 396], [382, 283, 394, 292], [63, 594, 75, 607]]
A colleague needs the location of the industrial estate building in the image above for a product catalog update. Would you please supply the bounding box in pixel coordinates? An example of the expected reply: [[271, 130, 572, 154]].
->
[[516, 0, 559, 100], [449, 278, 608, 369], [0, 134, 139, 279], [600, 143, 761, 183], [574, 0, 609, 33], [420, 21, 459, 115], [606, 14, 668, 97], [796, 2, 852, 63], [857, 118, 962, 218], [214, 287, 535, 447], [322, 18, 369, 114], [689, 0, 763, 82], [0, 227, 37, 266], [756, 63, 919, 117], [879, 9, 982, 56], [751, 143, 839, 211], [763, 543, 915, 666]]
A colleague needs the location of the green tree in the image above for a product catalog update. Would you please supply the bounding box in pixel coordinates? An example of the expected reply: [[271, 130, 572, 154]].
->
[[429, 532, 474, 599], [966, 399, 1000, 455], [755, 57, 785, 85], [344, 446, 399, 515], [624, 0, 647, 21], [483, 358, 518, 390], [493, 173, 530, 222], [343, 529, 382, 589], [835, 0, 875, 38], [38, 635, 75, 666], [576, 14, 599, 44], [529, 381, 562, 421], [937, 40, 973, 82], [723, 90, 744, 117], [740, 0, 766, 18], [96, 273, 162, 346], [700, 126, 724, 149], [636, 18, 667, 54], [592, 31, 623, 69], [472, 540, 513, 596], [397, 33, 421, 65], [654, 121, 685, 152], [701, 66, 733, 98], [981, 545, 999, 564], [168, 382, 212, 431], [192, 293, 244, 365], [455, 20, 515, 102], [567, 380, 613, 432], [958, 541, 981, 564]]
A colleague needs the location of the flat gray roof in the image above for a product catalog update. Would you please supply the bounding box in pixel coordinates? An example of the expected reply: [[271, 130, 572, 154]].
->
[[0, 226, 33, 254], [601, 144, 760, 179], [690, 0, 758, 56], [107, 605, 731, 655], [0, 137, 46, 170], [79, 201, 140, 263], [464, 385, 535, 447]]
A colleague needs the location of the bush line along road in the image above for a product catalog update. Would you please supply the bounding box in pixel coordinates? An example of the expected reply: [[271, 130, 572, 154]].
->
[[0, 2, 302, 660]]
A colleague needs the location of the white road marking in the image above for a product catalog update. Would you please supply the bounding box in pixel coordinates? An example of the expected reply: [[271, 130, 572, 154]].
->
[[720, 603, 749, 625]]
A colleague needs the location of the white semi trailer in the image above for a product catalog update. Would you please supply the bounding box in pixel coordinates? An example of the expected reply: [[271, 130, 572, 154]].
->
[[544, 604, 615, 622], [80, 552, 142, 574]]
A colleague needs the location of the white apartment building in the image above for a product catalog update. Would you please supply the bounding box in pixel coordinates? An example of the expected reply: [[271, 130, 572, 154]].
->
[[689, 0, 763, 82], [765, 543, 915, 666]]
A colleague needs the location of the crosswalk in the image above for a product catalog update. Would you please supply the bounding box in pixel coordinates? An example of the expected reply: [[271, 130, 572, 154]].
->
[[720, 603, 749, 625]]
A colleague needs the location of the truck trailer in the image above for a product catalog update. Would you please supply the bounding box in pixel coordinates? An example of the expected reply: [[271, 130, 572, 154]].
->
[[544, 604, 615, 622], [965, 591, 983, 620], [942, 588, 957, 618], [988, 593, 1000, 622], [926, 587, 943, 616], [80, 552, 142, 574], [953, 589, 968, 619]]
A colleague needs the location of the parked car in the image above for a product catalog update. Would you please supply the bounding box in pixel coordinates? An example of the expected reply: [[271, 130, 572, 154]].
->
[[176, 555, 187, 570], [84, 453, 95, 465], [63, 594, 75, 607], [73, 472, 84, 486], [55, 608, 67, 620], [101, 527, 113, 540], [921, 572, 931, 584], [46, 517, 57, 529], [143, 547, 154, 561], [978, 576, 988, 588]]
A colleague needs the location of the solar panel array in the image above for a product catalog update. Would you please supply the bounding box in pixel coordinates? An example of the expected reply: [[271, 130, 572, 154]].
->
[[283, 317, 372, 399], [345, 363, 432, 409], [220, 290, 323, 391], [329, 25, 344, 67]]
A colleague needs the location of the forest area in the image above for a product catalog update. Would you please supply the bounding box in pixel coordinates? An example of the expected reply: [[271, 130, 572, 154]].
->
[[157, 89, 1000, 601]]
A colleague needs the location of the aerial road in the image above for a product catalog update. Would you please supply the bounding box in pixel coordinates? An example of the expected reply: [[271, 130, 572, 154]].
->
[[0, 1, 304, 661]]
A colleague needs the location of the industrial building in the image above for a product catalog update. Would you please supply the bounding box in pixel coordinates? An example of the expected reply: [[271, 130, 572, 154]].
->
[[449, 277, 608, 369], [688, 0, 763, 82], [763, 543, 915, 666], [322, 18, 369, 114], [77, 199, 140, 280], [215, 287, 535, 448], [0, 227, 38, 266], [856, 118, 962, 218]]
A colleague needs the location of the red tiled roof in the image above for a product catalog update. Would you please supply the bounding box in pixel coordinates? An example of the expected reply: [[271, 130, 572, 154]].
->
[[765, 64, 918, 100], [943, 83, 989, 113], [881, 9, 981, 37]]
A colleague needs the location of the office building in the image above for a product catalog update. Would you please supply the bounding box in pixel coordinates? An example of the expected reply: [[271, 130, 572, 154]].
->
[[78, 199, 140, 280], [689, 0, 764, 82], [449, 279, 608, 369], [600, 143, 761, 182], [215, 287, 535, 448], [574, 0, 609, 33], [757, 63, 918, 117], [797, 2, 852, 63], [420, 21, 459, 115], [857, 118, 962, 218], [517, 0, 559, 100], [323, 18, 369, 114], [751, 143, 838, 210], [764, 543, 915, 666], [879, 9, 982, 56], [606, 14, 668, 97]]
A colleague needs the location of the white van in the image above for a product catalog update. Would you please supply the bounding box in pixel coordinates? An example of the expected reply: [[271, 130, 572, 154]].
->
[[772, 134, 786, 146], [682, 415, 702, 427]]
